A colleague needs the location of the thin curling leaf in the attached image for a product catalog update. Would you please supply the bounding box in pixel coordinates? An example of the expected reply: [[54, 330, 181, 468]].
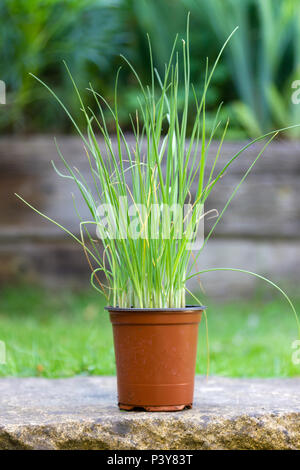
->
[[185, 268, 300, 338], [15, 193, 99, 266], [29, 73, 90, 149]]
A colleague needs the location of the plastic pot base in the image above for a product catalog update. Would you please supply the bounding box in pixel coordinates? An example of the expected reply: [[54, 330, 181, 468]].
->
[[119, 403, 192, 412]]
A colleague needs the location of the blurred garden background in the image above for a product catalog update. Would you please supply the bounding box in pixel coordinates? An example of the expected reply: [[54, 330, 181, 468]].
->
[[0, 0, 300, 378], [1, 0, 300, 137]]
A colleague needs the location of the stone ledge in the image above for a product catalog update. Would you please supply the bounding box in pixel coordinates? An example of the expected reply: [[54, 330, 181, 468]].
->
[[0, 376, 299, 450]]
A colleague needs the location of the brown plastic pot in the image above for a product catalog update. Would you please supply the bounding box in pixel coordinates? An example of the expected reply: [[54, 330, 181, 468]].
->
[[106, 305, 205, 412]]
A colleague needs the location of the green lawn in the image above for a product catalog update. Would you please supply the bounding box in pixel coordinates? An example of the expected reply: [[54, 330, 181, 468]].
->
[[0, 285, 299, 378]]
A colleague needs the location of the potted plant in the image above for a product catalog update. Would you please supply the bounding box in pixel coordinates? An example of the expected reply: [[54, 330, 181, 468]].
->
[[17, 18, 299, 411]]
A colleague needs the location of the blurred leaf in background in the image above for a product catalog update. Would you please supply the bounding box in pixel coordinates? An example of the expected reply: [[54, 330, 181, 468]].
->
[[186, 0, 300, 137], [0, 0, 130, 132]]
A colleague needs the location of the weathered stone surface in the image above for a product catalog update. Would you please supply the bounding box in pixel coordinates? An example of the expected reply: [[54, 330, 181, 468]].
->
[[0, 376, 299, 450]]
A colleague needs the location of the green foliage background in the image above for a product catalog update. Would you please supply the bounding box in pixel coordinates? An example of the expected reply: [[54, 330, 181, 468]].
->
[[0, 0, 300, 137]]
